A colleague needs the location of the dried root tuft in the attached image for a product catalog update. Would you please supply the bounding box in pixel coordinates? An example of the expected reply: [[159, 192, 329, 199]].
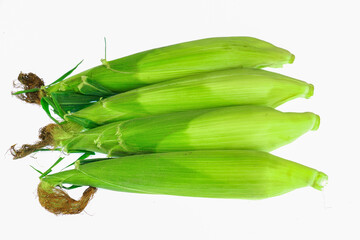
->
[[13, 72, 45, 104], [10, 124, 57, 159], [38, 182, 97, 215]]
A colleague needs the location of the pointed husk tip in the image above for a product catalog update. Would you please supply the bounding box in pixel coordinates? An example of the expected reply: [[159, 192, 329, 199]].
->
[[311, 172, 328, 191], [305, 84, 314, 99], [311, 114, 320, 131], [288, 54, 295, 64]]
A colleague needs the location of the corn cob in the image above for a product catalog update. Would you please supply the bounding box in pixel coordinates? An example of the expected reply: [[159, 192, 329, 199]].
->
[[14, 37, 294, 110], [38, 150, 328, 214], [56, 106, 319, 156], [48, 37, 295, 95], [64, 68, 314, 128], [11, 106, 319, 159]]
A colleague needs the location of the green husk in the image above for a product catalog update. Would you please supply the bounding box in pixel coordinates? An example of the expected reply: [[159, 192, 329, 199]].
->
[[38, 150, 328, 214], [56, 106, 320, 156], [64, 68, 314, 128], [46, 37, 295, 96], [14, 37, 295, 114]]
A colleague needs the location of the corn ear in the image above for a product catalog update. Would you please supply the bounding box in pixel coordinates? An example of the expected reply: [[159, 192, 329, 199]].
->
[[46, 37, 294, 96], [64, 68, 313, 128], [40, 150, 328, 201], [56, 106, 320, 156]]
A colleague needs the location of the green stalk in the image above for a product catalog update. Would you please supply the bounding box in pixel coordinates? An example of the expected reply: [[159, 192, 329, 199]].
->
[[64, 68, 313, 128], [38, 150, 328, 214], [56, 106, 320, 156]]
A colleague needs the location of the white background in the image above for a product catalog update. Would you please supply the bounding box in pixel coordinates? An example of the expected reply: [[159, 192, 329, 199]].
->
[[1, 0, 359, 239]]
